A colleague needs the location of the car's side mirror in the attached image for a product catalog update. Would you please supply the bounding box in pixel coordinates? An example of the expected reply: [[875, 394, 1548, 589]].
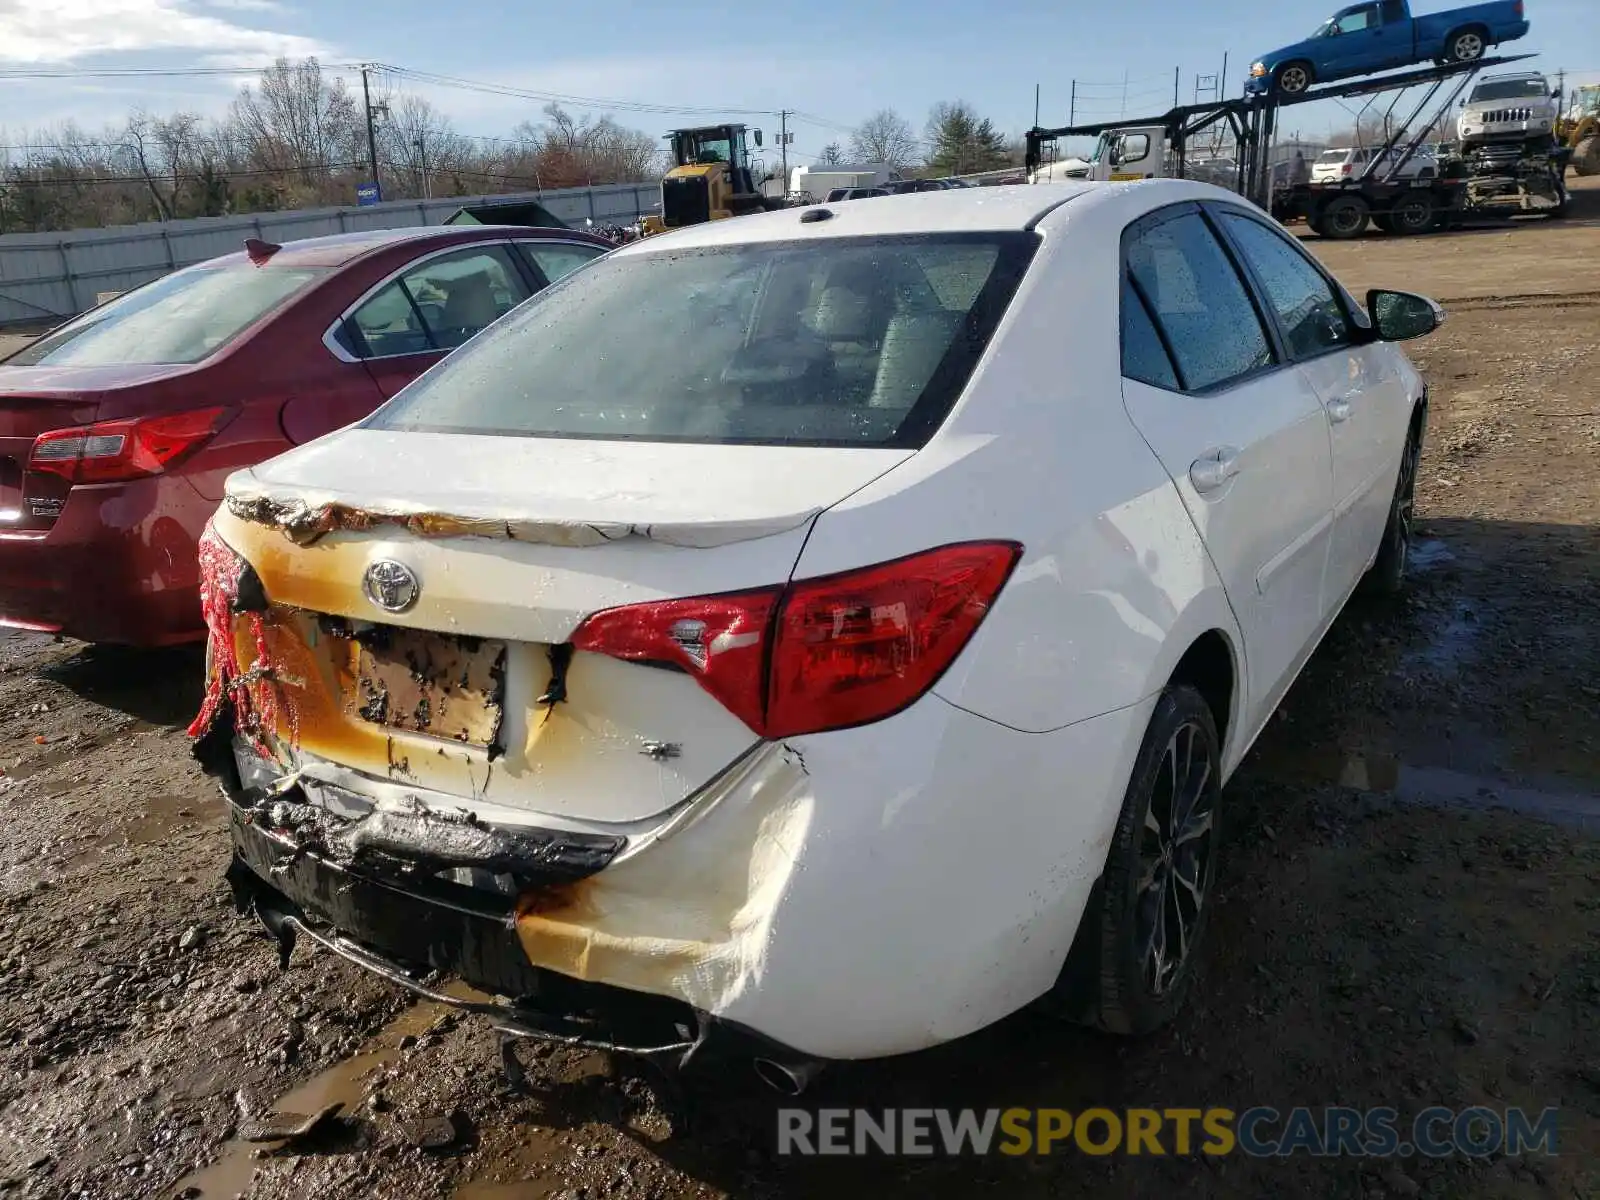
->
[[1367, 289, 1444, 341]]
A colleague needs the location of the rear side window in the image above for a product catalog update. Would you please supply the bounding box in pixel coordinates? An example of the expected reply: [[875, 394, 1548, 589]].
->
[[1123, 211, 1274, 392], [367, 233, 1038, 448], [349, 244, 531, 358]]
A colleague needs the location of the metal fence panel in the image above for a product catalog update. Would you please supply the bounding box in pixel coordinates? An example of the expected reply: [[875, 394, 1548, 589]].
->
[[0, 182, 658, 327]]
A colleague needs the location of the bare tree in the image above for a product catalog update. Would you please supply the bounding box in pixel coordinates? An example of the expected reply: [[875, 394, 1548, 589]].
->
[[0, 57, 667, 232], [229, 57, 361, 185], [848, 109, 918, 170], [528, 104, 661, 186], [376, 95, 473, 199]]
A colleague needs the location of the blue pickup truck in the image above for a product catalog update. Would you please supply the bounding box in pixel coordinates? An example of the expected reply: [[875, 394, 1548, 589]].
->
[[1246, 0, 1530, 96]]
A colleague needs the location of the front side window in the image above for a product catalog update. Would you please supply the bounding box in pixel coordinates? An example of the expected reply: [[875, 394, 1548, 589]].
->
[[349, 244, 530, 359], [1217, 211, 1351, 360], [5, 262, 326, 367], [516, 241, 606, 285], [1123, 211, 1274, 392], [1334, 5, 1375, 33], [366, 233, 1038, 447]]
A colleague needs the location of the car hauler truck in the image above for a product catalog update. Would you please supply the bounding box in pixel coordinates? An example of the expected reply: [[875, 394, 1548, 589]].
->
[[1025, 53, 1569, 237]]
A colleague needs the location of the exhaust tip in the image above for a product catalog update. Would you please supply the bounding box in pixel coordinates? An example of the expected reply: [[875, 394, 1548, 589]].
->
[[753, 1057, 818, 1096]]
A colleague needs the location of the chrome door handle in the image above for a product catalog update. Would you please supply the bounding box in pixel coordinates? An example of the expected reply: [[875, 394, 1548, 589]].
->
[[1326, 396, 1354, 423], [1190, 447, 1242, 493]]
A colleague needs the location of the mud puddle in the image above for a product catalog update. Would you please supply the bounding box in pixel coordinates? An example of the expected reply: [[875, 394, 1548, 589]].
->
[[448, 1126, 568, 1200], [1269, 746, 1600, 830], [174, 990, 466, 1198]]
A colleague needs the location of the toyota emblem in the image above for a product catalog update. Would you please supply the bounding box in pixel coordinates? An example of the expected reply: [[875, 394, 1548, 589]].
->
[[363, 560, 420, 613]]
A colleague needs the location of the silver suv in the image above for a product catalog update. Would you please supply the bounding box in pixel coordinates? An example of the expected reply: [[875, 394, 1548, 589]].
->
[[1457, 72, 1559, 147]]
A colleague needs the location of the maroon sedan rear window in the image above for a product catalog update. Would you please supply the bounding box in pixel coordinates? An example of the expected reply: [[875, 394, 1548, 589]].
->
[[6, 263, 329, 368]]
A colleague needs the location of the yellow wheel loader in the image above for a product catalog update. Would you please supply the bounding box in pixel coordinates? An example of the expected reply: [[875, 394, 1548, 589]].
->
[[637, 124, 784, 236], [1558, 84, 1600, 177]]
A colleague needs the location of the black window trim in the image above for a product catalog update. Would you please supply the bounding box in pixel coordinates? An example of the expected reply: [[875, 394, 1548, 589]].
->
[[1121, 271, 1185, 392], [1202, 199, 1368, 366], [1119, 200, 1287, 397], [322, 237, 585, 365]]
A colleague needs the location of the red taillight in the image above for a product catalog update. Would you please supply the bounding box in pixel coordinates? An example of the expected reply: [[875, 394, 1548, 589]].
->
[[570, 587, 780, 734], [28, 407, 231, 484], [1341, 164, 1353, 176], [571, 541, 1022, 739]]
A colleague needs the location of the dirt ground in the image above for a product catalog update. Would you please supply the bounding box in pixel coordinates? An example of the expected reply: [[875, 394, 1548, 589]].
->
[[2, 182, 1599, 1200]]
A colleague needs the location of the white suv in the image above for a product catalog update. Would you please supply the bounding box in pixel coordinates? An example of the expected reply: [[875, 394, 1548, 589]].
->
[[1312, 146, 1438, 185], [1457, 72, 1559, 147]]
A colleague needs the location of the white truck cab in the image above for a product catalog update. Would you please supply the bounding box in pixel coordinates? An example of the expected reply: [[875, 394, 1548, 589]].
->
[[1072, 126, 1168, 182]]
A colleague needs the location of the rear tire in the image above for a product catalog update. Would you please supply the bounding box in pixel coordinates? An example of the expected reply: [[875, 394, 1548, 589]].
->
[[1319, 195, 1371, 239], [1389, 193, 1435, 235], [1446, 27, 1487, 63], [1050, 686, 1221, 1035]]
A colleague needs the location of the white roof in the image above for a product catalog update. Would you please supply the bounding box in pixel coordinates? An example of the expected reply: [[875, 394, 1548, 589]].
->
[[614, 183, 1111, 252]]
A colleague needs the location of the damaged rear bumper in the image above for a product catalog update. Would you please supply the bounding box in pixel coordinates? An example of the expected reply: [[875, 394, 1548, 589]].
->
[[202, 676, 1154, 1063], [223, 795, 808, 1071]]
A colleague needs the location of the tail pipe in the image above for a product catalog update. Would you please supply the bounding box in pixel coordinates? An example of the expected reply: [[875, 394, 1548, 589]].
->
[[753, 1055, 825, 1096]]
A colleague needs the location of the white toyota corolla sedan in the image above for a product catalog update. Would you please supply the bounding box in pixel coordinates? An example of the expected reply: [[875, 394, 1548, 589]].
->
[[193, 179, 1440, 1088]]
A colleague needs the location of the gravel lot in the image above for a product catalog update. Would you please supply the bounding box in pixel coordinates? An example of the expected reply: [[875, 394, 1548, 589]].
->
[[1, 182, 1598, 1200]]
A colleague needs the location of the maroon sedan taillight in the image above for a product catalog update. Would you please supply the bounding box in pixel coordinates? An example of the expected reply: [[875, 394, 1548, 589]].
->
[[28, 407, 232, 485]]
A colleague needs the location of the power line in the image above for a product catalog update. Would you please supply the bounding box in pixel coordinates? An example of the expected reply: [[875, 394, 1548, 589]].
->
[[0, 63, 362, 81], [379, 64, 779, 120], [790, 110, 855, 134]]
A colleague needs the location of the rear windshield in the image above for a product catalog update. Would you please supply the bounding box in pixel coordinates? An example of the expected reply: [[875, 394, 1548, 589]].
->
[[1470, 79, 1548, 102], [366, 233, 1038, 448], [1317, 150, 1350, 162], [5, 261, 327, 368]]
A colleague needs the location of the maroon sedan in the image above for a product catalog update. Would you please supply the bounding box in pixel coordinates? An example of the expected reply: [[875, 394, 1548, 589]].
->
[[0, 224, 611, 646]]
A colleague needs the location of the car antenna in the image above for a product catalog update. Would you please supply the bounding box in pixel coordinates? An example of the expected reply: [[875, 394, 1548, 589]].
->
[[244, 237, 282, 264]]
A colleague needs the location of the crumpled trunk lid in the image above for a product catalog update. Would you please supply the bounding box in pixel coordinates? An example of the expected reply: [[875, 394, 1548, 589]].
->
[[203, 428, 910, 826]]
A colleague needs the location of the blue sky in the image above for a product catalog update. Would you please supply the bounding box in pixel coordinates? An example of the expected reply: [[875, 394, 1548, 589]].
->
[[2, 0, 1597, 160]]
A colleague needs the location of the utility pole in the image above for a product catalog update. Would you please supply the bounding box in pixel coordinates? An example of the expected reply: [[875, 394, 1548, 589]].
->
[[361, 64, 381, 199], [1034, 83, 1041, 128], [779, 110, 791, 190], [1174, 66, 1181, 108], [416, 136, 431, 199], [1070, 80, 1077, 126]]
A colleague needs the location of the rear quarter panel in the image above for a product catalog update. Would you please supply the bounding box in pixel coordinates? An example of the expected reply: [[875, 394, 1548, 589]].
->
[[1416, 2, 1526, 45], [791, 185, 1245, 745]]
